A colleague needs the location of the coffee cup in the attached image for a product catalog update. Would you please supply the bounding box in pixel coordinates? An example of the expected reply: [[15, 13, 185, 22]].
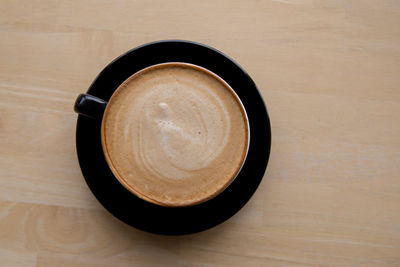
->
[[75, 62, 250, 207]]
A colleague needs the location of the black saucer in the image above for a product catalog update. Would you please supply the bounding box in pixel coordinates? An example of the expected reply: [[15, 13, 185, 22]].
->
[[76, 40, 271, 235]]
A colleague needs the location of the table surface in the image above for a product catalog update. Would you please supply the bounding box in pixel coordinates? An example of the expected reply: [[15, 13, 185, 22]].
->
[[1, 1, 400, 266]]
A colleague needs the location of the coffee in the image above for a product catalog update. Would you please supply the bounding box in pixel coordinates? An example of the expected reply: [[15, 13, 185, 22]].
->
[[101, 63, 249, 206]]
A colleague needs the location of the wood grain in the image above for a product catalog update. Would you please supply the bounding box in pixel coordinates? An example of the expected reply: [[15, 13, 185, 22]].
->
[[1, 0, 399, 266]]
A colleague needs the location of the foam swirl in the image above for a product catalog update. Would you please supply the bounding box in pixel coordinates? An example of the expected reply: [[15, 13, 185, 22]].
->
[[102, 63, 248, 206]]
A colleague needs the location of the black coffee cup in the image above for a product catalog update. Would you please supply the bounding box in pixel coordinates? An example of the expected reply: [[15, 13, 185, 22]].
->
[[74, 40, 270, 235]]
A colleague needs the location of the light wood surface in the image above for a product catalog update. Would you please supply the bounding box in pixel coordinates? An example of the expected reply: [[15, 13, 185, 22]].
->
[[1, 0, 400, 266]]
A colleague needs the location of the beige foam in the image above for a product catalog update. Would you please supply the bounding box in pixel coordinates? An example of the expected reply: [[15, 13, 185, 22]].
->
[[102, 63, 249, 206]]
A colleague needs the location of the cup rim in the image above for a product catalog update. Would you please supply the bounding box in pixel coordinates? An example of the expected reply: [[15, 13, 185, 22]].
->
[[100, 62, 250, 207]]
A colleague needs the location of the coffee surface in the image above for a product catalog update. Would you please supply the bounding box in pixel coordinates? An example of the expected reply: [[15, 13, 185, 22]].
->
[[102, 63, 249, 206]]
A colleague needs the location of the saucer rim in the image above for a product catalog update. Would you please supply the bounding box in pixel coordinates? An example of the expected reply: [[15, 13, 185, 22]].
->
[[75, 40, 271, 235]]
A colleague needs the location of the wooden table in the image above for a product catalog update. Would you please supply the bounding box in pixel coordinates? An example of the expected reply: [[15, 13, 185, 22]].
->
[[1, 1, 399, 266]]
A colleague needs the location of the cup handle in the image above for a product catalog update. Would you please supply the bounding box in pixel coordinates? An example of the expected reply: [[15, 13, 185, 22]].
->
[[74, 94, 107, 120]]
